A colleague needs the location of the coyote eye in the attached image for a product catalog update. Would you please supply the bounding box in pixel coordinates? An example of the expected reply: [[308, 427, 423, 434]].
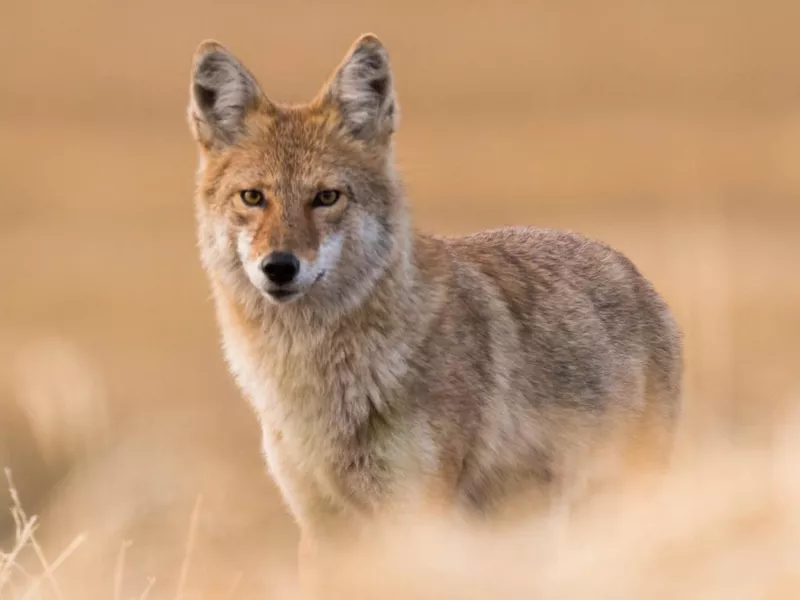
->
[[312, 189, 341, 207], [240, 189, 265, 207]]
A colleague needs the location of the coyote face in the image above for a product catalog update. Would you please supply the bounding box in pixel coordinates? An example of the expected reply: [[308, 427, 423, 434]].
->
[[189, 37, 403, 312]]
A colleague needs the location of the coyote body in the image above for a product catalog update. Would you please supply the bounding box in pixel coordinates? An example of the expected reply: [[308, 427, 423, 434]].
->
[[187, 35, 682, 544]]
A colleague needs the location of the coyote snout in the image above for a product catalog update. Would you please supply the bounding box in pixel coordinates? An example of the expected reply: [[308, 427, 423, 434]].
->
[[237, 228, 339, 304], [261, 251, 300, 285]]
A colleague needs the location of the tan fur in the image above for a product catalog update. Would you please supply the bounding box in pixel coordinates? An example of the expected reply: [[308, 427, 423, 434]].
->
[[186, 33, 683, 553]]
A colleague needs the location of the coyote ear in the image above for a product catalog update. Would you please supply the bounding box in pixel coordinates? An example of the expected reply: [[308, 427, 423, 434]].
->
[[188, 41, 266, 149], [319, 34, 398, 142]]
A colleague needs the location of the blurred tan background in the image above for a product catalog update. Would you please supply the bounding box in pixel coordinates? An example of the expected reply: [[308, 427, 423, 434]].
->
[[2, 0, 800, 598]]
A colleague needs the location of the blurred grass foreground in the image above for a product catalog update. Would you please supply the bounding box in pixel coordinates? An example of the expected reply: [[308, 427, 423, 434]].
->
[[1, 341, 799, 598]]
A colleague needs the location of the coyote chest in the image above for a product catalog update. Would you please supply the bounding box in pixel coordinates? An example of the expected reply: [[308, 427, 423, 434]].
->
[[221, 319, 415, 522]]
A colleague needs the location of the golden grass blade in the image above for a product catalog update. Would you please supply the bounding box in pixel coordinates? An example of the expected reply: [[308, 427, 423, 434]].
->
[[174, 494, 203, 600]]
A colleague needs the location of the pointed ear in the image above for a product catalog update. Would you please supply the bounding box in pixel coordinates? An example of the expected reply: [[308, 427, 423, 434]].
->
[[319, 34, 398, 142], [188, 41, 266, 149]]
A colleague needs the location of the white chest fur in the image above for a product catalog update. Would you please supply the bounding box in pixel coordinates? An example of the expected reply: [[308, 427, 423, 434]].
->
[[217, 310, 417, 526]]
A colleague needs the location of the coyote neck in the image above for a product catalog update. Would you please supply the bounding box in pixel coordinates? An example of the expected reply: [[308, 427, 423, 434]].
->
[[213, 225, 437, 424]]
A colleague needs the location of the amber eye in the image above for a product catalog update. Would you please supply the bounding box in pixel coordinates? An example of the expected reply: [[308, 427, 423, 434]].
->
[[312, 189, 341, 207], [240, 189, 265, 207]]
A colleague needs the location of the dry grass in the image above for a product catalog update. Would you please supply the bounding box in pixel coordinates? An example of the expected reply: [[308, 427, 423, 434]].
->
[[0, 469, 86, 600], [325, 418, 800, 600], [2, 340, 799, 600], [3, 407, 800, 600]]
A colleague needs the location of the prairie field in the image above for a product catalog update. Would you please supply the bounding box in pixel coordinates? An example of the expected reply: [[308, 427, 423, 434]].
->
[[2, 1, 800, 598]]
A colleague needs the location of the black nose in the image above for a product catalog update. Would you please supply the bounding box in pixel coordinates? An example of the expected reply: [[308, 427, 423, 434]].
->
[[261, 252, 300, 285]]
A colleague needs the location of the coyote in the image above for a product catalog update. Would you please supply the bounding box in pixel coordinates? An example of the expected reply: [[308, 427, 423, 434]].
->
[[187, 33, 682, 551]]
